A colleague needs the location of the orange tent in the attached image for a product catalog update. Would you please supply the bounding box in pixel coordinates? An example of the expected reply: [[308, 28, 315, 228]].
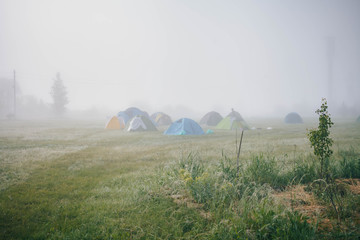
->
[[105, 116, 125, 129]]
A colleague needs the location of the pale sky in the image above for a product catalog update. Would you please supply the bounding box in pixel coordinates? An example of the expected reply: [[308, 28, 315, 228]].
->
[[1, 0, 359, 118]]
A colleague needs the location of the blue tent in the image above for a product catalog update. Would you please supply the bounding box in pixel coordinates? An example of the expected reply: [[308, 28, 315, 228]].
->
[[117, 111, 130, 124], [164, 118, 204, 135], [125, 107, 149, 119]]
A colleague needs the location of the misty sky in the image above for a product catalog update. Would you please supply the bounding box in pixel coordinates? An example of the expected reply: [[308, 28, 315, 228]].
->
[[1, 0, 359, 118]]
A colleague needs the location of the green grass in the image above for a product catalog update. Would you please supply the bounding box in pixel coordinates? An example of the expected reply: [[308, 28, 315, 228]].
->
[[0, 119, 359, 239]]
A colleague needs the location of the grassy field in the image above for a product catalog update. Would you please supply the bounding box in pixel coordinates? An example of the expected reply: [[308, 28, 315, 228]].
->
[[0, 118, 359, 239]]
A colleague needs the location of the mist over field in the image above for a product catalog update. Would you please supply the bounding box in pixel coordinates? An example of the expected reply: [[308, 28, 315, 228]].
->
[[1, 0, 360, 120], [2, 2, 360, 238]]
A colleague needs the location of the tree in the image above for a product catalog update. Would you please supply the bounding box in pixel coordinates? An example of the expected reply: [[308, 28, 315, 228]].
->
[[307, 98, 334, 179], [308, 98, 345, 221], [50, 72, 68, 115]]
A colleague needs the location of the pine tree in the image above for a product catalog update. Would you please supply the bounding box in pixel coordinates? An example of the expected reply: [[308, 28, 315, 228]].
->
[[50, 72, 68, 115]]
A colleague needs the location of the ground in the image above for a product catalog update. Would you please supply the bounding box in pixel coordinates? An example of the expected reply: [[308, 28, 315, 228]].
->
[[0, 118, 359, 239]]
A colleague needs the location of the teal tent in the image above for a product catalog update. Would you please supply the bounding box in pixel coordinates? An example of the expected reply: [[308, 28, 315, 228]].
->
[[206, 129, 214, 134], [164, 118, 204, 135]]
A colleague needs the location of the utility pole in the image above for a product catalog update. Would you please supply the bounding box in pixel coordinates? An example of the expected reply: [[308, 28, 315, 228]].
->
[[326, 36, 335, 105], [236, 129, 244, 177], [13, 70, 16, 117]]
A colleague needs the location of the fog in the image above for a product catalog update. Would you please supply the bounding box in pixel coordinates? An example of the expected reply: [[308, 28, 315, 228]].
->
[[1, 0, 360, 120]]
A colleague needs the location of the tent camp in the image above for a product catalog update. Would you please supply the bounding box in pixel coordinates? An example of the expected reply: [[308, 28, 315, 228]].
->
[[105, 116, 125, 130], [126, 115, 157, 132], [216, 116, 249, 130], [125, 107, 150, 119], [199, 111, 223, 126], [151, 112, 172, 126], [164, 118, 204, 135], [284, 112, 303, 124]]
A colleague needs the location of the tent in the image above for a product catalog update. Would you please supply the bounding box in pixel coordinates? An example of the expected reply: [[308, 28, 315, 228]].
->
[[199, 111, 223, 126], [216, 116, 249, 130], [125, 107, 150, 119], [117, 111, 130, 124], [216, 110, 249, 130], [105, 116, 125, 130], [150, 112, 172, 126], [126, 115, 157, 132], [164, 118, 204, 135], [284, 112, 303, 124], [227, 110, 245, 121]]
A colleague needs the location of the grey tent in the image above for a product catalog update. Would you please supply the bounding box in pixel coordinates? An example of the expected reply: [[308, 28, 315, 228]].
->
[[199, 111, 223, 126], [150, 112, 172, 126], [284, 112, 303, 124]]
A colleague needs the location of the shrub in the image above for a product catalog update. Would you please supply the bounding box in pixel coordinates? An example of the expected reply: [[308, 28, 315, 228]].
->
[[307, 98, 334, 179]]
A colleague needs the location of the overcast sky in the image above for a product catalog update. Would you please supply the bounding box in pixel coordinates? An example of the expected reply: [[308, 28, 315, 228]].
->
[[1, 0, 359, 118]]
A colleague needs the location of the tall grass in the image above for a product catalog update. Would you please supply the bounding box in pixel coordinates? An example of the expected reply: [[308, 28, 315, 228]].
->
[[163, 145, 360, 238], [0, 119, 359, 239], [165, 152, 317, 239]]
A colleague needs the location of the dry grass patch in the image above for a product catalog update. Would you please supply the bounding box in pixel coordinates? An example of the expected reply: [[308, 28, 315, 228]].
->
[[274, 185, 324, 215], [273, 185, 339, 233], [336, 178, 360, 195], [274, 181, 360, 234]]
